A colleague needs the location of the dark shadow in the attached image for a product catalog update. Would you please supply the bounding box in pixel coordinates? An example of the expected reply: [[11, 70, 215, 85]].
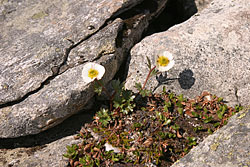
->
[[153, 72, 178, 92], [178, 69, 195, 89], [113, 51, 132, 83], [143, 0, 197, 37]]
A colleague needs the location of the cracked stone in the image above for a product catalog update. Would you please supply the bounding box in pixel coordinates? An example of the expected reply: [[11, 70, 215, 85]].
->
[[0, 0, 144, 106], [0, 0, 168, 138], [125, 0, 250, 107]]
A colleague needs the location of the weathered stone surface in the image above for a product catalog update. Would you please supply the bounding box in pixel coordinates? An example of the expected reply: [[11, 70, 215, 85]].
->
[[0, 135, 81, 167], [172, 108, 250, 167], [125, 0, 250, 107], [195, 0, 212, 11], [0, 0, 168, 138], [0, 0, 143, 105]]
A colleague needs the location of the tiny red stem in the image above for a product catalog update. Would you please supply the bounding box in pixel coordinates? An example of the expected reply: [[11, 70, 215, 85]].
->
[[142, 66, 156, 90]]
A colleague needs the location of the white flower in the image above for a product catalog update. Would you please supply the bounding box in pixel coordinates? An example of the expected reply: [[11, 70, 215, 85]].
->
[[156, 51, 175, 72], [82, 62, 105, 83]]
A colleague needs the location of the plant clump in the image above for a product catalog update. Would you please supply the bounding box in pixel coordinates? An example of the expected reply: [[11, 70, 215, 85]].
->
[[64, 56, 242, 166], [64, 90, 241, 167]]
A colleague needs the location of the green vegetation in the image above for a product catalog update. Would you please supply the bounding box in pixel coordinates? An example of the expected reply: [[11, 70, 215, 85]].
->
[[64, 56, 242, 166]]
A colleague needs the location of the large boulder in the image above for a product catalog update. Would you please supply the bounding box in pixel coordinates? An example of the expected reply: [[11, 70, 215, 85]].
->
[[125, 0, 250, 107], [0, 0, 169, 138]]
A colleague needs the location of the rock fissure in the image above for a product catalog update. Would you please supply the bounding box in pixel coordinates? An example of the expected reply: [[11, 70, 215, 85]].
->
[[0, 0, 150, 106], [0, 0, 159, 109], [0, 0, 171, 138]]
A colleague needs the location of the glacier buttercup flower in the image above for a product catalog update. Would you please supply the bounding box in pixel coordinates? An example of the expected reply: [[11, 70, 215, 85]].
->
[[156, 51, 175, 72], [82, 62, 105, 83]]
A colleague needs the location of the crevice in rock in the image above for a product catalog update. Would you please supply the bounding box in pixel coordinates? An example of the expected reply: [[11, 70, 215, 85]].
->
[[0, 0, 155, 109], [0, 0, 167, 141], [115, 0, 198, 82], [143, 0, 198, 37], [0, 0, 198, 141], [0, 24, 106, 109]]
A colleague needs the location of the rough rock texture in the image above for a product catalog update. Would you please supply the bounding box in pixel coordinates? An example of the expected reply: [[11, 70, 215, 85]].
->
[[0, 135, 81, 167], [125, 0, 250, 107], [0, 0, 143, 105], [0, 0, 168, 138], [195, 0, 212, 11], [172, 108, 250, 167]]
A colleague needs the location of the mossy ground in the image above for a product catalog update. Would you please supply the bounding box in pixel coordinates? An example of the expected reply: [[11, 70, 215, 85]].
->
[[64, 91, 240, 167]]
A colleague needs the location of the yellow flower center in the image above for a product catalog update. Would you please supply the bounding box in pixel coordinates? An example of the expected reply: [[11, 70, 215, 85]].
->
[[157, 56, 169, 67], [88, 68, 99, 79]]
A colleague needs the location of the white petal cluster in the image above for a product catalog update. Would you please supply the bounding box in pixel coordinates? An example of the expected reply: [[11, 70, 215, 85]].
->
[[156, 51, 175, 72], [82, 62, 105, 83]]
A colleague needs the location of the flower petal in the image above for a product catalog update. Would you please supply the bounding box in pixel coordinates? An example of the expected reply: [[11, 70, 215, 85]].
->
[[163, 51, 173, 60], [82, 62, 105, 83], [156, 50, 175, 72]]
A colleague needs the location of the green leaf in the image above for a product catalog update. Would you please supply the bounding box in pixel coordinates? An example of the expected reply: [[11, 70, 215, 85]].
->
[[203, 107, 208, 113], [217, 97, 223, 102], [196, 105, 202, 110], [207, 128, 213, 134], [177, 108, 183, 115], [213, 122, 220, 128], [218, 112, 223, 119], [176, 102, 183, 108], [171, 124, 180, 130], [134, 82, 142, 91], [111, 79, 122, 92], [177, 94, 184, 102], [146, 56, 152, 69], [63, 144, 79, 160], [94, 81, 103, 95], [162, 86, 166, 94], [203, 116, 213, 123], [169, 92, 174, 100], [235, 105, 243, 112], [150, 68, 158, 77], [97, 108, 111, 127], [191, 111, 199, 118]]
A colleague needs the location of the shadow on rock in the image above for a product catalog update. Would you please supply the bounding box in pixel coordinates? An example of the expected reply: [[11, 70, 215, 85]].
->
[[0, 108, 96, 149], [153, 72, 178, 92], [178, 69, 195, 89], [144, 0, 198, 37]]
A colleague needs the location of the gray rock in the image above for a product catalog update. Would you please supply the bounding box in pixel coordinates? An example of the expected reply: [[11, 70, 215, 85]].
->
[[0, 0, 142, 105], [0, 135, 82, 167], [0, 0, 168, 138], [171, 108, 250, 167], [125, 0, 250, 107]]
